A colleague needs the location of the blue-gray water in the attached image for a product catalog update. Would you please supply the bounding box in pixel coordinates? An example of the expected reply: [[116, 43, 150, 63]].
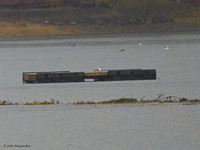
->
[[0, 33, 199, 103], [0, 33, 200, 150], [1, 104, 200, 150]]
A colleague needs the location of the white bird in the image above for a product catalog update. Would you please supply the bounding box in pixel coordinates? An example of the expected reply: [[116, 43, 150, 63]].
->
[[164, 46, 169, 50], [94, 67, 102, 72], [138, 42, 142, 46]]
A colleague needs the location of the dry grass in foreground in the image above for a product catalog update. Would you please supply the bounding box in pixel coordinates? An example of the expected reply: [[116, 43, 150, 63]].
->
[[72, 96, 200, 105], [0, 21, 79, 36], [0, 96, 200, 106], [0, 100, 59, 106]]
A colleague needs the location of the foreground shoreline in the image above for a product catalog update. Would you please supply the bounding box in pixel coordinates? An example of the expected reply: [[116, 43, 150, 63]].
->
[[0, 97, 200, 106]]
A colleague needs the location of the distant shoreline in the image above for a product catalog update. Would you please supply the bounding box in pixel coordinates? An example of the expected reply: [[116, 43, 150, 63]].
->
[[0, 21, 199, 37], [0, 0, 199, 37]]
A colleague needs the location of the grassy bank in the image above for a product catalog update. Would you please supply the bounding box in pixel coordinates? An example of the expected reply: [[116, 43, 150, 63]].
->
[[72, 97, 200, 105], [0, 21, 79, 36], [0, 21, 199, 37], [1, 96, 200, 106], [0, 0, 199, 36]]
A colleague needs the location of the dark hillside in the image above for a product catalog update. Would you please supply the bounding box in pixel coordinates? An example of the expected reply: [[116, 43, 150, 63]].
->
[[0, 0, 199, 36]]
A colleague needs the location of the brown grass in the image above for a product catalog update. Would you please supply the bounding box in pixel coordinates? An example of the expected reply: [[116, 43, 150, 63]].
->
[[174, 7, 200, 24], [0, 21, 80, 36], [0, 96, 200, 106], [0, 100, 59, 106], [72, 96, 200, 105], [25, 101, 54, 105]]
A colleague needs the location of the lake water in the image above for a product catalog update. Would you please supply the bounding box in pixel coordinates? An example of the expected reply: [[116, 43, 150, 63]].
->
[[0, 33, 199, 103], [1, 103, 200, 150], [0, 33, 200, 150]]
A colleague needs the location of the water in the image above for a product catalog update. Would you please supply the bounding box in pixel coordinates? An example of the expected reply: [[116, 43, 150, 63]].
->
[[1, 33, 200, 150], [0, 33, 199, 103], [1, 104, 200, 150]]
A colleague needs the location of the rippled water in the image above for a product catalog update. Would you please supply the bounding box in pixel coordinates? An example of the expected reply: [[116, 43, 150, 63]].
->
[[1, 103, 200, 150], [1, 33, 200, 150], [0, 33, 199, 103]]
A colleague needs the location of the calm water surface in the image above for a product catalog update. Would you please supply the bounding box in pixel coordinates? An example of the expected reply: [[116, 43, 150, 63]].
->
[[1, 103, 200, 150], [0, 33, 199, 102], [0, 33, 200, 150]]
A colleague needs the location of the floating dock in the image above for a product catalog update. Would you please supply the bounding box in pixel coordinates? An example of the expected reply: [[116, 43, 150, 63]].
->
[[22, 69, 156, 83]]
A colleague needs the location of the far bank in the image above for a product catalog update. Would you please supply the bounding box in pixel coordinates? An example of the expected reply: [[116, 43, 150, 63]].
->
[[0, 21, 200, 37], [0, 0, 199, 36]]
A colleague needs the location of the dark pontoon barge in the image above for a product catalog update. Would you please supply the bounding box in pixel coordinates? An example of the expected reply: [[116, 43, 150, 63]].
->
[[22, 69, 156, 83]]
